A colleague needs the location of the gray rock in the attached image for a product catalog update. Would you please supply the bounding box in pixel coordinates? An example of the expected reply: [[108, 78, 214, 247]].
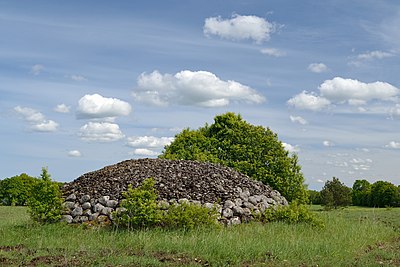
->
[[71, 207, 83, 217], [239, 192, 249, 202], [230, 217, 241, 225], [83, 209, 92, 216], [234, 198, 243, 207], [89, 212, 99, 221], [94, 203, 105, 213], [222, 208, 233, 218], [82, 202, 91, 210], [178, 198, 189, 204], [204, 202, 215, 210], [62, 201, 76, 210], [101, 207, 113, 216], [98, 196, 110, 206], [73, 215, 88, 223], [243, 201, 255, 210], [106, 200, 118, 208], [65, 194, 76, 202], [61, 215, 73, 223], [115, 207, 127, 213], [242, 208, 252, 216], [192, 200, 201, 206], [232, 206, 244, 216], [223, 200, 235, 209], [80, 194, 91, 204], [248, 196, 258, 205]]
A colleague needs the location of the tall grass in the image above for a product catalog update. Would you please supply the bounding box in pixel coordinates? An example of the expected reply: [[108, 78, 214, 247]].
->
[[0, 206, 398, 266]]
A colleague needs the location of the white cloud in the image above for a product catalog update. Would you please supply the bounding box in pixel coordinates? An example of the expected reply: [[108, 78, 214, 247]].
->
[[77, 94, 132, 119], [287, 91, 330, 111], [389, 104, 400, 117], [385, 141, 400, 149], [79, 122, 125, 142], [70, 75, 87, 81], [316, 179, 324, 183], [127, 136, 174, 148], [133, 70, 265, 107], [260, 48, 286, 57], [130, 148, 159, 157], [31, 64, 44, 75], [54, 104, 70, 113], [308, 63, 328, 73], [282, 142, 300, 153], [319, 77, 399, 105], [14, 106, 58, 132], [289, 115, 308, 125], [68, 150, 82, 157], [357, 50, 393, 60], [323, 140, 334, 147], [204, 14, 277, 43]]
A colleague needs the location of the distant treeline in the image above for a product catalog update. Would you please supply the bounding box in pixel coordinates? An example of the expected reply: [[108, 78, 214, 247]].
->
[[0, 173, 63, 206], [309, 178, 400, 208]]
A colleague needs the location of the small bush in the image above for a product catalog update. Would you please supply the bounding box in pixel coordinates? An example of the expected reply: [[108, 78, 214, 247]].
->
[[27, 167, 63, 223], [162, 201, 220, 230], [113, 178, 162, 229], [262, 201, 324, 228], [0, 173, 39, 206]]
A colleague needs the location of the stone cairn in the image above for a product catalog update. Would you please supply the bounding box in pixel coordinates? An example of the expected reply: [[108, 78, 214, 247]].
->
[[61, 158, 288, 226]]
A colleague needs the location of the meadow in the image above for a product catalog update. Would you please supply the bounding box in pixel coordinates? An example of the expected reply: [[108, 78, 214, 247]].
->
[[0, 206, 399, 266]]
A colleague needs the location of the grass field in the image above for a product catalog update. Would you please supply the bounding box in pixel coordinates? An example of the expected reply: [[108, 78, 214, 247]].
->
[[0, 206, 399, 266]]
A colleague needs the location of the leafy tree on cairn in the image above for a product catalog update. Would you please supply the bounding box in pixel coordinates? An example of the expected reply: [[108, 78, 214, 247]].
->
[[160, 112, 308, 203], [320, 177, 352, 209]]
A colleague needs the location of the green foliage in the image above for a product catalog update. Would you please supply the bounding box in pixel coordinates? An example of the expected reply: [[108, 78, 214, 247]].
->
[[308, 190, 322, 205], [160, 112, 308, 203], [113, 178, 162, 229], [162, 201, 220, 230], [320, 177, 352, 209], [0, 174, 39, 206], [352, 179, 371, 206], [261, 201, 324, 227], [27, 167, 63, 223], [370, 181, 400, 207]]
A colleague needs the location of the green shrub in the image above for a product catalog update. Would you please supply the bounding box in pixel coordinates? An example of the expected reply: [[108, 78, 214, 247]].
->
[[0, 173, 39, 206], [113, 178, 162, 229], [27, 167, 63, 223], [162, 201, 220, 230], [261, 201, 324, 228]]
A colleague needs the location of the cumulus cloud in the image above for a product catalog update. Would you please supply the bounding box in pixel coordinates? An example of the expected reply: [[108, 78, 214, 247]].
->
[[77, 94, 132, 119], [204, 14, 277, 43], [31, 64, 44, 75], [130, 148, 160, 157], [79, 122, 125, 142], [282, 142, 300, 153], [287, 91, 330, 111], [385, 141, 400, 149], [14, 106, 58, 132], [319, 77, 399, 105], [260, 48, 286, 57], [54, 104, 70, 113], [68, 150, 82, 157], [289, 115, 308, 125], [126, 136, 174, 148], [308, 63, 328, 73], [389, 104, 400, 117], [133, 70, 265, 108]]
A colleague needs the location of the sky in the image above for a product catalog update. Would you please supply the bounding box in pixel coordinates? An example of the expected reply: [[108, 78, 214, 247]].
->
[[1, 0, 399, 190]]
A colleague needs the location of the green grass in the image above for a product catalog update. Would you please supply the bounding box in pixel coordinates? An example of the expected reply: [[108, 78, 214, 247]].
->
[[0, 206, 399, 266]]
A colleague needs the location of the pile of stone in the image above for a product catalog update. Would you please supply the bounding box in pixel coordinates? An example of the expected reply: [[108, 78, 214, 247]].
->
[[61, 158, 288, 225]]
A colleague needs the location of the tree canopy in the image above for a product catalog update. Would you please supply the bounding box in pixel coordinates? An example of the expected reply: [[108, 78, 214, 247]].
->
[[320, 177, 352, 209], [160, 112, 308, 202]]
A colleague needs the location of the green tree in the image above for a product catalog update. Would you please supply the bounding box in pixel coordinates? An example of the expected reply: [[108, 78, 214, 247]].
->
[[27, 167, 63, 223], [320, 177, 352, 209], [352, 179, 371, 206], [0, 173, 39, 206], [370, 181, 400, 207], [308, 190, 322, 205], [161, 112, 308, 203]]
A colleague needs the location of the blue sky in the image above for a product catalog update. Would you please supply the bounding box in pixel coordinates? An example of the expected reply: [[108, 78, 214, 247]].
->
[[1, 0, 399, 190]]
